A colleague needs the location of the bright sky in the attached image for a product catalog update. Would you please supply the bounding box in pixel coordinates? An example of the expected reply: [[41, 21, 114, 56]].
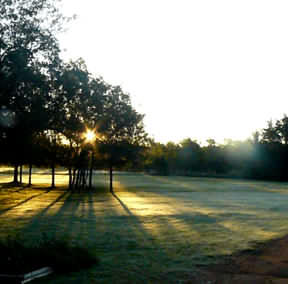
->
[[58, 0, 288, 144]]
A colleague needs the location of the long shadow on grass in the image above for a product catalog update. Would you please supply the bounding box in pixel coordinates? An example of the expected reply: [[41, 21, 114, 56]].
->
[[31, 190, 71, 218], [21, 190, 74, 236], [113, 176, 248, 245], [112, 192, 133, 215], [111, 192, 171, 251], [49, 191, 88, 238], [113, 175, 288, 219], [21, 190, 171, 282], [0, 182, 32, 192], [5, 185, 242, 283], [0, 191, 50, 215], [118, 175, 283, 246], [83, 191, 172, 282]]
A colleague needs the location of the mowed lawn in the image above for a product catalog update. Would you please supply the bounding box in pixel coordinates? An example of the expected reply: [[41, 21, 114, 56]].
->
[[1, 169, 288, 283]]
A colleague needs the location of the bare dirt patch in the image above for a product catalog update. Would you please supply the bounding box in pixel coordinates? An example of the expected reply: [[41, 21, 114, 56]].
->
[[188, 235, 288, 283]]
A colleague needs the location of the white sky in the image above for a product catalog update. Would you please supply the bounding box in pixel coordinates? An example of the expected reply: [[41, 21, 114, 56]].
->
[[58, 0, 288, 144]]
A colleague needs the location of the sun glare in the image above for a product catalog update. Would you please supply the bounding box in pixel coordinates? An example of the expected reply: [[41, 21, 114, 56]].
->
[[84, 129, 96, 143]]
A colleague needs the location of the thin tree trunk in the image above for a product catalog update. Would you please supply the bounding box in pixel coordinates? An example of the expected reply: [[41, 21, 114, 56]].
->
[[72, 168, 76, 189], [13, 164, 18, 183], [68, 167, 72, 190], [80, 169, 84, 188], [75, 169, 80, 189], [109, 164, 113, 193], [51, 163, 55, 188], [19, 164, 23, 184], [84, 169, 87, 188], [68, 141, 73, 190], [28, 163, 32, 186]]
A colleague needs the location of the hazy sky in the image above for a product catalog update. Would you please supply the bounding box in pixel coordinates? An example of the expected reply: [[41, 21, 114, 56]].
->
[[58, 0, 288, 144]]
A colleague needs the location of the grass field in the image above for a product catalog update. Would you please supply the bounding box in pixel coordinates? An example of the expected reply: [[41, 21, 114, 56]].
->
[[1, 168, 288, 283]]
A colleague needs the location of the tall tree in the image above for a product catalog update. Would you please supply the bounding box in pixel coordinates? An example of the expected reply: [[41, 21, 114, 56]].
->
[[0, 0, 67, 183], [262, 120, 281, 144], [275, 115, 288, 145], [47, 59, 108, 189], [98, 85, 147, 193], [178, 138, 202, 174]]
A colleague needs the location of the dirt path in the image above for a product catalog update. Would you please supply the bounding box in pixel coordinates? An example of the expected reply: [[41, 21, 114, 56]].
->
[[188, 235, 288, 283]]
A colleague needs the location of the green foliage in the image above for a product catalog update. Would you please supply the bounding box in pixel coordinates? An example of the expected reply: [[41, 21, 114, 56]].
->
[[0, 0, 66, 182], [141, 118, 288, 181]]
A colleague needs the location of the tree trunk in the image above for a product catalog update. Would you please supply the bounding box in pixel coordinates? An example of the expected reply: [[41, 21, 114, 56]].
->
[[51, 163, 55, 188], [75, 169, 80, 189], [72, 168, 76, 189], [84, 169, 88, 188], [19, 164, 23, 184], [13, 164, 18, 183], [28, 163, 32, 186], [68, 167, 72, 190], [109, 164, 113, 193], [80, 169, 85, 188]]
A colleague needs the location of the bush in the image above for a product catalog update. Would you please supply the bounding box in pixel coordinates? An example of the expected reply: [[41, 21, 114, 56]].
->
[[0, 234, 99, 275]]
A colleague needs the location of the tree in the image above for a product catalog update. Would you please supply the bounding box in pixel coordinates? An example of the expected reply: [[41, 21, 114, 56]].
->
[[97, 85, 147, 193], [0, 0, 65, 70], [46, 59, 109, 189], [46, 59, 90, 188], [0, 1, 149, 189], [178, 138, 202, 174], [142, 141, 168, 174], [0, 0, 67, 183], [275, 115, 288, 145], [206, 138, 216, 147], [251, 131, 260, 144], [262, 120, 281, 144]]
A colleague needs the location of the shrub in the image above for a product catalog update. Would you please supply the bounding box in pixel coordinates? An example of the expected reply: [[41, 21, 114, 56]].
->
[[0, 234, 99, 275]]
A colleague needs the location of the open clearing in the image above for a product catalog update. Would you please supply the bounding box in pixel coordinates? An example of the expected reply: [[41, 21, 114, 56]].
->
[[1, 169, 288, 283]]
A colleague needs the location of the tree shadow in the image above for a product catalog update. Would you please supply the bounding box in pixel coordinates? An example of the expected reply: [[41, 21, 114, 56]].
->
[[110, 191, 174, 251], [0, 183, 248, 283], [111, 192, 133, 216], [0, 182, 27, 192], [0, 191, 50, 215], [32, 190, 71, 218]]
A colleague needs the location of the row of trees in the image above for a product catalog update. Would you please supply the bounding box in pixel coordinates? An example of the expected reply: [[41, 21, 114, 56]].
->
[[0, 0, 147, 191], [139, 115, 288, 181], [1, 0, 287, 187]]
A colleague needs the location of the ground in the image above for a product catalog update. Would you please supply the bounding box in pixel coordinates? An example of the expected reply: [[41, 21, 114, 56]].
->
[[187, 235, 288, 283], [1, 168, 288, 283]]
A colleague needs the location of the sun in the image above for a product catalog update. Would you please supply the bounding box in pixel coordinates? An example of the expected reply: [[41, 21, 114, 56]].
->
[[84, 129, 96, 143]]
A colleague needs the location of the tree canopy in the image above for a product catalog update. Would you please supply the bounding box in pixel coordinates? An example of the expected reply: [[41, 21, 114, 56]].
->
[[0, 0, 147, 189]]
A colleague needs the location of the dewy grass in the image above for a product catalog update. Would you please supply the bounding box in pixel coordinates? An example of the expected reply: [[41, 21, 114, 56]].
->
[[1, 171, 288, 282]]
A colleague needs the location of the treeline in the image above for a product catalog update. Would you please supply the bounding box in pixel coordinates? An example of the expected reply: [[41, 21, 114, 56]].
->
[[139, 115, 288, 181], [0, 0, 147, 191], [1, 0, 287, 187]]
